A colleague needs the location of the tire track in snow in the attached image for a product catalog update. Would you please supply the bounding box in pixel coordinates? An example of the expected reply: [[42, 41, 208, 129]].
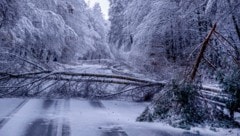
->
[[62, 118, 70, 136], [42, 99, 55, 109], [100, 126, 128, 136], [24, 118, 57, 136], [89, 99, 105, 108], [0, 99, 29, 129], [24, 99, 60, 136], [62, 99, 70, 136]]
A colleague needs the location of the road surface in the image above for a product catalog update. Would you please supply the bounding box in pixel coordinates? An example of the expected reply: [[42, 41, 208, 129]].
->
[[0, 98, 217, 136]]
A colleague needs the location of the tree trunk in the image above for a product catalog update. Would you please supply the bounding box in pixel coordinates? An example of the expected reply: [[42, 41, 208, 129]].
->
[[190, 23, 217, 81]]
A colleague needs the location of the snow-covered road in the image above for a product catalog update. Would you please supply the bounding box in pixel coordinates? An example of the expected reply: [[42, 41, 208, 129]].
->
[[0, 98, 230, 136]]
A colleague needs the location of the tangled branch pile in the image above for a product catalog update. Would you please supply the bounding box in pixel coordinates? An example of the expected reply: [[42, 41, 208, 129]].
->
[[137, 81, 240, 129]]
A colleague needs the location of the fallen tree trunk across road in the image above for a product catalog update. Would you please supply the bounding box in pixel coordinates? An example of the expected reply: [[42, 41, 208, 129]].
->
[[0, 71, 165, 98], [0, 71, 165, 86], [0, 70, 239, 112]]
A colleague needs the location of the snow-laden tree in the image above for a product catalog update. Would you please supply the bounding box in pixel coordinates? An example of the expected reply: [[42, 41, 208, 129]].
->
[[109, 0, 240, 79], [0, 0, 111, 72], [109, 0, 184, 78], [86, 3, 112, 59], [108, 0, 132, 59], [108, 0, 240, 128]]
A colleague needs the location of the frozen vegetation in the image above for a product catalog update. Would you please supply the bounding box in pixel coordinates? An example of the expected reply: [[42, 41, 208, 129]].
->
[[0, 0, 111, 66], [109, 0, 240, 79], [0, 0, 240, 135]]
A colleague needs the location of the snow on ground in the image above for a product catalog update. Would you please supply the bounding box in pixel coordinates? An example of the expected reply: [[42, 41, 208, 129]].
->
[[0, 99, 44, 136], [57, 60, 225, 88], [0, 98, 25, 118], [56, 59, 146, 78], [0, 98, 239, 136], [66, 64, 113, 74]]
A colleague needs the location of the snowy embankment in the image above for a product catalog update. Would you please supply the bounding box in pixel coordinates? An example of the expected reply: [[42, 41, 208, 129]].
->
[[0, 98, 239, 136]]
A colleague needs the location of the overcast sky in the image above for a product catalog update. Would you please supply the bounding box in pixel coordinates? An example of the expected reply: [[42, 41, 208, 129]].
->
[[85, 0, 110, 20]]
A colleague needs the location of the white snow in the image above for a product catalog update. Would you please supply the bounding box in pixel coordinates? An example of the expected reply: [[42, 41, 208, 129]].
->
[[0, 98, 25, 118], [0, 99, 44, 136], [0, 98, 239, 136]]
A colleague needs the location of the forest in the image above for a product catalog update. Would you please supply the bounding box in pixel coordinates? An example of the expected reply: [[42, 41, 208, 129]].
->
[[0, 0, 240, 135]]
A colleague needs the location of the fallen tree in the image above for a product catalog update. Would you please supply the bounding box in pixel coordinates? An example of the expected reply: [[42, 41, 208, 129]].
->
[[0, 70, 165, 98], [137, 23, 240, 129]]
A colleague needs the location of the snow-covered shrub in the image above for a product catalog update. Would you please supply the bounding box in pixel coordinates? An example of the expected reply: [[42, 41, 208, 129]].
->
[[218, 68, 240, 119], [137, 80, 240, 129], [137, 107, 154, 122], [137, 81, 203, 128]]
